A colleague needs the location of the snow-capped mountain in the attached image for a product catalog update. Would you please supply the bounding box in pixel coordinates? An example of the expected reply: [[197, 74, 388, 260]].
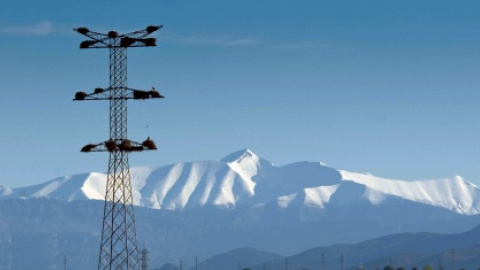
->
[[2, 149, 480, 215], [1, 149, 480, 270]]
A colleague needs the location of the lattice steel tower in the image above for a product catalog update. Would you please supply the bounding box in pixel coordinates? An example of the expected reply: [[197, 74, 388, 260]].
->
[[73, 25, 164, 270]]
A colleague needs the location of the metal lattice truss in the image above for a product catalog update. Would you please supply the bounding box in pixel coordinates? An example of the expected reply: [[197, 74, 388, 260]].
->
[[74, 25, 162, 270]]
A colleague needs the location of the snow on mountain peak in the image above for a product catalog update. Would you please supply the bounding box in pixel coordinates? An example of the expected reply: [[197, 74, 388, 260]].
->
[[221, 148, 257, 163], [339, 170, 480, 215], [2, 149, 480, 216], [223, 149, 259, 178], [221, 149, 274, 181]]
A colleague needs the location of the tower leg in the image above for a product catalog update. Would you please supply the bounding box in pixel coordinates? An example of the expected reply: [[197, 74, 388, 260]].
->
[[98, 152, 138, 270]]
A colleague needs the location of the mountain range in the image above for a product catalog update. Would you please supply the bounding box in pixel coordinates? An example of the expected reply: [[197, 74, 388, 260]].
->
[[181, 223, 480, 270], [1, 149, 480, 269]]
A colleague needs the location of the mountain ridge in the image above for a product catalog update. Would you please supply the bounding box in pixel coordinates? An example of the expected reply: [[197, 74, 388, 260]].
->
[[1, 149, 479, 215]]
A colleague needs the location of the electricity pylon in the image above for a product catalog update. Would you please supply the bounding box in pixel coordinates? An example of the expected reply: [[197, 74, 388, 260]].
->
[[73, 25, 164, 270], [141, 245, 149, 270]]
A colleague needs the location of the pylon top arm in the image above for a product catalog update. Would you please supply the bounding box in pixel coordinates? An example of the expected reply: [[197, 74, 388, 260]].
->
[[74, 25, 163, 49], [122, 25, 163, 39]]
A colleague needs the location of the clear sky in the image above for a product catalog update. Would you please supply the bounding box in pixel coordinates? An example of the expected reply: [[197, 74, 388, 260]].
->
[[0, 1, 479, 188]]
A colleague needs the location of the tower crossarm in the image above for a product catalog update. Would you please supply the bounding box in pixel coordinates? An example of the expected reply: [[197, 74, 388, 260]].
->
[[74, 25, 162, 49], [74, 87, 164, 101], [81, 137, 158, 153]]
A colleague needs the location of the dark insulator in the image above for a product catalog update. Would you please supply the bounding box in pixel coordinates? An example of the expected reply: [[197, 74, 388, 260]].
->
[[81, 144, 97, 152], [120, 37, 136, 47], [133, 90, 150, 99], [108, 31, 118, 38], [76, 27, 89, 34], [150, 90, 164, 98], [142, 38, 156, 47], [80, 40, 96, 49], [146, 25, 162, 33], [94, 88, 104, 94], [75, 92, 88, 100]]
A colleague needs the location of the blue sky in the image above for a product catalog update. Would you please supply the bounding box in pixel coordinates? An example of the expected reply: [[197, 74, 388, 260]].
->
[[0, 1, 479, 187]]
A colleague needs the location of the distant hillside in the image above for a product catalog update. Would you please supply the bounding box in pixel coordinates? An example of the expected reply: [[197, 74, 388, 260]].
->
[[193, 247, 283, 270], [244, 224, 480, 270]]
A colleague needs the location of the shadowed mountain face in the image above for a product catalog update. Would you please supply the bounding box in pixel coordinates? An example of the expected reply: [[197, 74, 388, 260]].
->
[[194, 247, 283, 270], [158, 225, 480, 270], [1, 149, 480, 270], [245, 224, 480, 270]]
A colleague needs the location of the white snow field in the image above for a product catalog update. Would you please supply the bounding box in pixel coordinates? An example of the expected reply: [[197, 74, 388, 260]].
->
[[2, 149, 480, 215]]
